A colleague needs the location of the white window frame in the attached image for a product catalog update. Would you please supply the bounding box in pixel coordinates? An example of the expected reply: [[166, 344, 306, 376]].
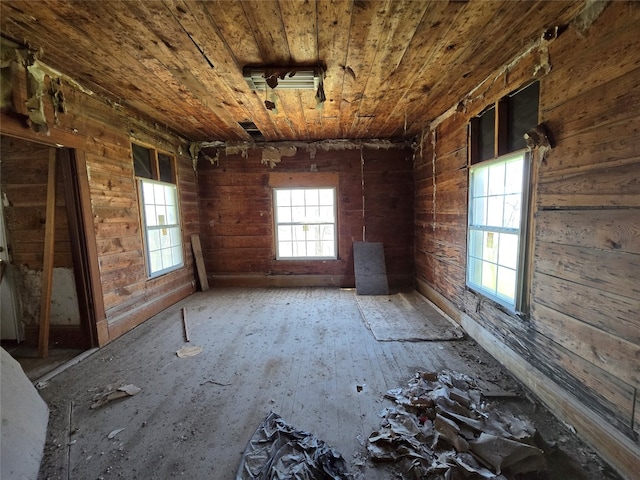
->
[[139, 178, 184, 278], [467, 150, 530, 312], [273, 187, 337, 260]]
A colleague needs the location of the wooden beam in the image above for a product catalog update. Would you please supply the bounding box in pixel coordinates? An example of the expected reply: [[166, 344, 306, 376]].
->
[[38, 148, 57, 358], [190, 234, 209, 292]]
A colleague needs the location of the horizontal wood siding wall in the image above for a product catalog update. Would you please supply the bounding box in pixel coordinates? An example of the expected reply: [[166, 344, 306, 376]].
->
[[414, 3, 640, 478], [1, 72, 198, 346], [197, 146, 414, 287]]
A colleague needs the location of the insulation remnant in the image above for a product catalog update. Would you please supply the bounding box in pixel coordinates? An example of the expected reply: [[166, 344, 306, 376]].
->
[[368, 371, 545, 479], [50, 77, 66, 123], [261, 145, 297, 168], [25, 59, 49, 134], [573, 0, 610, 36], [524, 123, 553, 164]]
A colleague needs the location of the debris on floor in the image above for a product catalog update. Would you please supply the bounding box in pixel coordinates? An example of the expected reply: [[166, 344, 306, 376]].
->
[[90, 382, 141, 409], [176, 345, 203, 358], [236, 411, 352, 480], [367, 371, 546, 479]]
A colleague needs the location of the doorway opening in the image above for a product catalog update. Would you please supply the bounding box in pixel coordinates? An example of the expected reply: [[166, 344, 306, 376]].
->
[[0, 135, 97, 379]]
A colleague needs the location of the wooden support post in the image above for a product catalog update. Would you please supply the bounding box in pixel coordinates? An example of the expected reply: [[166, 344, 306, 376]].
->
[[191, 234, 209, 291], [38, 148, 57, 358]]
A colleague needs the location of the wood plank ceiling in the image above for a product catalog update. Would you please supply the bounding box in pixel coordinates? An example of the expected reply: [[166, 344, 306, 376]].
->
[[1, 0, 584, 142]]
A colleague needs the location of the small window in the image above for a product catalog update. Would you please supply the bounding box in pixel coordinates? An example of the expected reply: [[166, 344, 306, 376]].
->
[[132, 143, 182, 277], [467, 81, 538, 312], [274, 188, 337, 259]]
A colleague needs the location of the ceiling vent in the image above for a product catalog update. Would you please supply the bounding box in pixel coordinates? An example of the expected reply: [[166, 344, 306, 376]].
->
[[243, 67, 321, 91]]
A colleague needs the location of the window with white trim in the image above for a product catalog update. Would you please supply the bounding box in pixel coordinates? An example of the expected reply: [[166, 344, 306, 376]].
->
[[468, 152, 527, 309], [132, 143, 183, 277], [467, 81, 538, 312], [274, 188, 337, 259]]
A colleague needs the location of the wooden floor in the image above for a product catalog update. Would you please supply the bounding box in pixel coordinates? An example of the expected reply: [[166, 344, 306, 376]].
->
[[36, 288, 619, 479]]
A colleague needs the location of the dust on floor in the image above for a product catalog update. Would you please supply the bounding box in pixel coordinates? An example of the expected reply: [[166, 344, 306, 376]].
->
[[35, 288, 621, 479]]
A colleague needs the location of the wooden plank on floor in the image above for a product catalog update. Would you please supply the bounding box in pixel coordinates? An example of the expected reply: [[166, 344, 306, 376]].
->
[[191, 233, 209, 292]]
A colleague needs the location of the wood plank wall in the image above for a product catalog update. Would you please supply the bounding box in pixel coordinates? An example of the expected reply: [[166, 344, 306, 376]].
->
[[197, 145, 414, 287], [1, 70, 198, 346], [414, 3, 640, 478]]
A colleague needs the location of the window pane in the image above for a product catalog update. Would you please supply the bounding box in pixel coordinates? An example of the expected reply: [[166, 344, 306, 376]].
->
[[293, 241, 306, 256], [507, 81, 539, 152], [478, 106, 495, 162], [154, 184, 166, 205], [169, 227, 181, 246], [487, 196, 503, 227], [321, 241, 335, 257], [166, 203, 178, 225], [145, 205, 157, 226], [505, 158, 523, 194], [472, 168, 488, 197], [158, 153, 173, 183], [469, 230, 483, 259], [306, 206, 320, 222], [278, 225, 292, 241], [276, 190, 291, 207], [481, 261, 497, 293], [171, 246, 183, 265], [497, 266, 516, 302], [291, 206, 306, 222], [503, 194, 521, 229], [142, 181, 155, 203], [319, 189, 334, 205], [472, 197, 486, 226], [150, 250, 163, 273], [305, 189, 319, 205], [160, 228, 171, 248], [292, 225, 305, 240], [488, 162, 505, 195], [307, 225, 320, 240], [279, 242, 293, 257], [277, 206, 291, 223], [468, 257, 483, 287], [291, 190, 305, 206], [320, 225, 335, 241], [148, 229, 161, 251], [133, 144, 153, 179], [483, 231, 498, 263], [498, 233, 519, 269], [319, 206, 334, 222]]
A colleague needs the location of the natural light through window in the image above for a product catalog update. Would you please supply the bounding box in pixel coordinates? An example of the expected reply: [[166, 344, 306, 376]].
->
[[467, 151, 525, 309], [274, 188, 336, 259], [140, 179, 183, 276]]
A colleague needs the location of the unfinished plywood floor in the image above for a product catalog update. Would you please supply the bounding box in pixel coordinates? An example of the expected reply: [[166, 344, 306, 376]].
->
[[37, 288, 620, 479]]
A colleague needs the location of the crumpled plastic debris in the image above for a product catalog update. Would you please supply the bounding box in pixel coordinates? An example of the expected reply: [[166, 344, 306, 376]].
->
[[367, 371, 545, 479], [236, 411, 352, 480]]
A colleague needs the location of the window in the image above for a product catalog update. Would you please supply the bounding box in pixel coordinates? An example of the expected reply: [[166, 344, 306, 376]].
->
[[133, 143, 183, 277], [274, 188, 337, 259], [467, 82, 538, 312]]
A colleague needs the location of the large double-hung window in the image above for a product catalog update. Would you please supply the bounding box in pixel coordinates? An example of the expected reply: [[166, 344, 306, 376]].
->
[[274, 188, 337, 259], [467, 81, 538, 312], [132, 143, 183, 278]]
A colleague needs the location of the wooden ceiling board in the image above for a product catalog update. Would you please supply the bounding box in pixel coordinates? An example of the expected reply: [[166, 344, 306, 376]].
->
[[316, 0, 353, 139], [0, 0, 588, 142]]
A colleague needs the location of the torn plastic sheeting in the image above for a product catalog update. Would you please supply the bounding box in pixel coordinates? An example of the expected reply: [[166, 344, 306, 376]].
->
[[367, 371, 546, 479], [236, 411, 352, 480]]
